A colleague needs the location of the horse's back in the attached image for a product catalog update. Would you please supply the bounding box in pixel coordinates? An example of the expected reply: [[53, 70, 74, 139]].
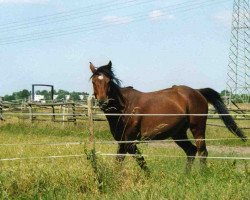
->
[[124, 85, 208, 114], [135, 85, 207, 111]]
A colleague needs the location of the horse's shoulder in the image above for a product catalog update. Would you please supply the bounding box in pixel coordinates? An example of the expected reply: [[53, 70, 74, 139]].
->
[[121, 86, 141, 97], [121, 86, 134, 92]]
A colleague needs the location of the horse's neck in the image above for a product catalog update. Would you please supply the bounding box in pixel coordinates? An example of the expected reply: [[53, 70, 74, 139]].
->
[[103, 85, 138, 140], [104, 85, 127, 114], [103, 86, 127, 140]]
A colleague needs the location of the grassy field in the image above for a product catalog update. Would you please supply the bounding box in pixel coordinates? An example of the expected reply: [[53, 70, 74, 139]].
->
[[0, 117, 249, 199]]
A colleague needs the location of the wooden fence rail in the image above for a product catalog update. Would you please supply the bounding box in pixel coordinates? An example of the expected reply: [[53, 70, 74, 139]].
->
[[27, 102, 81, 124], [1, 100, 250, 129], [0, 99, 101, 124]]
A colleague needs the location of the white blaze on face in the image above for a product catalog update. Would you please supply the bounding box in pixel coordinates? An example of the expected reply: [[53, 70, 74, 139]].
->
[[98, 75, 104, 80]]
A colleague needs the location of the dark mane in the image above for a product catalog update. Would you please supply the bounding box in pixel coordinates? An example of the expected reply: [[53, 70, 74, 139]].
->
[[91, 63, 121, 86]]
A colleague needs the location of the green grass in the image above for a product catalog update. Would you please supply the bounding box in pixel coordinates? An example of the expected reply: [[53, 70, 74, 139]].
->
[[0, 119, 249, 199]]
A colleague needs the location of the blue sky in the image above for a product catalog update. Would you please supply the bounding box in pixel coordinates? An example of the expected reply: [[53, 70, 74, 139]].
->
[[0, 0, 233, 96]]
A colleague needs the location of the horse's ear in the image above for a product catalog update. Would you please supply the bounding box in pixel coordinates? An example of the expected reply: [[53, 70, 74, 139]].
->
[[107, 60, 112, 70], [89, 62, 96, 73]]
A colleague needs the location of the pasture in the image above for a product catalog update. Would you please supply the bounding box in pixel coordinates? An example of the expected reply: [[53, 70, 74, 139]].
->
[[0, 115, 249, 199], [1, 0, 249, 199]]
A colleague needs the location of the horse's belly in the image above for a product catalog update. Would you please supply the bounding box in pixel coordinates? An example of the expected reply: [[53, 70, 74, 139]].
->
[[140, 116, 188, 139]]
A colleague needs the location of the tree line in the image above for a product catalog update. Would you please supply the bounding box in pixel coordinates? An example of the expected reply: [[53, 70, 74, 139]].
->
[[2, 89, 249, 103], [220, 90, 250, 103], [3, 89, 89, 102]]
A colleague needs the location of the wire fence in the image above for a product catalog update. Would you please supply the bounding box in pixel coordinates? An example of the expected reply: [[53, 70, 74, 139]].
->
[[0, 97, 250, 162], [0, 141, 84, 146], [0, 138, 249, 161], [98, 153, 250, 160], [3, 112, 87, 116], [0, 153, 249, 162], [0, 152, 250, 162], [0, 154, 86, 162], [3, 112, 250, 117], [94, 113, 250, 116], [0, 137, 246, 147]]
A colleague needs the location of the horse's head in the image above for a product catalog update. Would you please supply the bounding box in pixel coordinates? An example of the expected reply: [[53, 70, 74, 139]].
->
[[90, 61, 114, 105]]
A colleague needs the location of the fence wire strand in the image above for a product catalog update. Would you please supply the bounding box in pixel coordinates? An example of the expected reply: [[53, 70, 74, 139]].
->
[[0, 154, 86, 162], [0, 137, 247, 147], [97, 152, 250, 160], [0, 153, 249, 162], [3, 112, 250, 116]]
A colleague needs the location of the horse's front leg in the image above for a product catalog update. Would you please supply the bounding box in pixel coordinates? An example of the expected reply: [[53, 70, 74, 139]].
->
[[126, 143, 150, 173], [116, 143, 126, 163]]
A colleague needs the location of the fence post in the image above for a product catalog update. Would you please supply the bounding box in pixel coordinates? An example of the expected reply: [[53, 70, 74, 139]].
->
[[0, 97, 3, 121], [87, 95, 102, 191], [62, 105, 65, 126], [88, 96, 95, 148], [28, 104, 33, 123], [66, 104, 69, 122], [72, 103, 77, 125], [51, 105, 55, 122]]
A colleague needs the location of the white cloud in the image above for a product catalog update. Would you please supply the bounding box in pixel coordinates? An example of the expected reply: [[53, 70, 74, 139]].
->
[[0, 0, 48, 4], [102, 15, 133, 25], [213, 11, 232, 27], [149, 10, 175, 21], [149, 10, 164, 20]]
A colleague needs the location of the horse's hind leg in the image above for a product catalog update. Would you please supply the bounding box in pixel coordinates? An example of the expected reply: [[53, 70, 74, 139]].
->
[[196, 139, 208, 167], [190, 122, 208, 167], [172, 133, 197, 172]]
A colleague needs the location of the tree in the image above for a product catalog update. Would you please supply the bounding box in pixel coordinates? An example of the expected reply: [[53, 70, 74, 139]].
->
[[56, 89, 70, 101], [37, 90, 51, 100], [3, 89, 89, 102], [220, 90, 230, 96], [4, 89, 30, 101], [18, 89, 30, 100], [70, 92, 81, 101], [3, 94, 15, 101]]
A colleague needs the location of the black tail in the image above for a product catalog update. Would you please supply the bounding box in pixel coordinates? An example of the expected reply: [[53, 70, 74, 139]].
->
[[198, 88, 247, 141]]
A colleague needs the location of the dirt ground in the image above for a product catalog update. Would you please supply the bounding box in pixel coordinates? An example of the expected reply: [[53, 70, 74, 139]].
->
[[148, 143, 250, 155]]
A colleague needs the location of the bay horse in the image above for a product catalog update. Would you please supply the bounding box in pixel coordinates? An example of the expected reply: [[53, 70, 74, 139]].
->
[[89, 61, 247, 172]]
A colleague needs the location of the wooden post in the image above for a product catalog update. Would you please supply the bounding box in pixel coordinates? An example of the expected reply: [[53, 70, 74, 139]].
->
[[62, 105, 65, 126], [28, 104, 33, 123], [87, 95, 95, 152], [0, 97, 3, 121], [87, 95, 103, 190], [66, 104, 69, 122], [72, 103, 77, 125], [51, 105, 55, 122]]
